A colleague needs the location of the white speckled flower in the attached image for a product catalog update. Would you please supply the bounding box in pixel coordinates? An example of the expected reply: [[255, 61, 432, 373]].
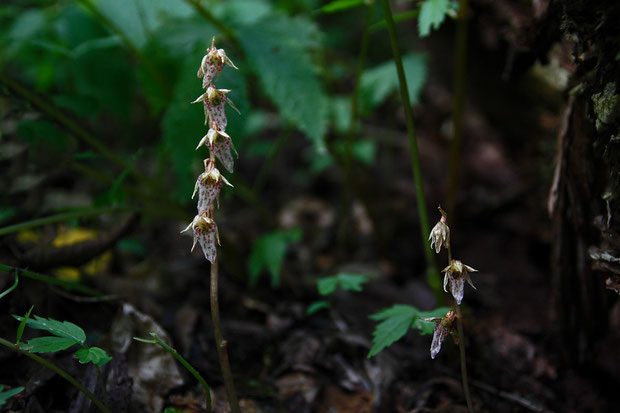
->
[[442, 259, 478, 305], [197, 37, 238, 88], [181, 214, 220, 263], [192, 86, 239, 130], [196, 129, 237, 173]]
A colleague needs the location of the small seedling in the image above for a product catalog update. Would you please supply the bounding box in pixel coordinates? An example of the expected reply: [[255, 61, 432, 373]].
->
[[307, 272, 369, 315]]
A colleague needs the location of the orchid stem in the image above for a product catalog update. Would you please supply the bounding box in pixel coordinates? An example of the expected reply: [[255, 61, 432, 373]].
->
[[210, 254, 241, 413]]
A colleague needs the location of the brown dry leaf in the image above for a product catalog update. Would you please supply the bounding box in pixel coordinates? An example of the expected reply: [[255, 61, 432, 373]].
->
[[320, 386, 374, 413]]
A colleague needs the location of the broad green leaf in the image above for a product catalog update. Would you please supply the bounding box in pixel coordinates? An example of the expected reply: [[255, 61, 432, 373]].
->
[[75, 346, 112, 366], [13, 314, 86, 343], [16, 305, 34, 345], [22, 336, 79, 353], [361, 53, 427, 109], [306, 300, 329, 315], [368, 304, 420, 357], [237, 13, 328, 151], [318, 0, 366, 14], [248, 228, 302, 288], [317, 277, 339, 296], [0, 386, 24, 406], [418, 0, 451, 37], [336, 273, 367, 291]]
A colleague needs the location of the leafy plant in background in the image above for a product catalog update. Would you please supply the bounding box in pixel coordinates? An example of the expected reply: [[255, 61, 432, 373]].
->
[[248, 228, 302, 288], [0, 384, 24, 407], [307, 272, 369, 315], [0, 307, 113, 413]]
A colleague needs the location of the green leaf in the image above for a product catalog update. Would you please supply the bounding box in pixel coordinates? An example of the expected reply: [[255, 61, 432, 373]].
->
[[317, 277, 339, 296], [0, 207, 17, 225], [306, 300, 329, 315], [336, 273, 367, 292], [75, 346, 112, 366], [368, 305, 420, 358], [237, 13, 328, 151], [13, 314, 86, 344], [15, 305, 34, 345], [248, 228, 302, 288], [0, 385, 24, 407], [22, 336, 79, 353], [17, 119, 70, 154], [418, 0, 451, 37], [318, 0, 366, 14], [360, 53, 427, 109]]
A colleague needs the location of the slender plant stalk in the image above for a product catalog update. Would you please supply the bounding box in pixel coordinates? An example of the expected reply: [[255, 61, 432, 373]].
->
[[0, 271, 18, 300], [380, 0, 442, 298], [135, 333, 212, 412], [455, 304, 474, 413], [0, 206, 136, 237], [0, 264, 101, 296], [210, 256, 241, 413], [446, 0, 469, 218], [0, 337, 110, 413], [94, 365, 109, 408], [335, 2, 374, 258], [447, 235, 474, 413], [184, 0, 243, 53]]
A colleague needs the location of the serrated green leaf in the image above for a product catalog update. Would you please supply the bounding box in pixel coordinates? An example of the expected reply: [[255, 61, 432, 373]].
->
[[368, 304, 420, 358], [13, 314, 86, 343], [75, 346, 112, 366], [22, 336, 79, 353], [16, 305, 34, 345], [237, 14, 328, 151], [248, 228, 302, 288], [361, 53, 427, 109], [337, 273, 367, 292], [0, 385, 24, 406], [306, 300, 329, 315], [418, 0, 450, 37]]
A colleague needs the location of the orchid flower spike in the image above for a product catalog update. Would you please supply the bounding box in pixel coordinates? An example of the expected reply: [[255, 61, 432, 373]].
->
[[442, 259, 478, 305], [192, 85, 239, 130]]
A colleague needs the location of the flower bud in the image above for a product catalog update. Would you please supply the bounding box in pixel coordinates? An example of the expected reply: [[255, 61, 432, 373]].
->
[[197, 37, 238, 88], [429, 214, 450, 253]]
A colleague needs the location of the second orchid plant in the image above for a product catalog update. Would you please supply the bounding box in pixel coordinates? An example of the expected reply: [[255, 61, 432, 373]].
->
[[427, 206, 477, 412]]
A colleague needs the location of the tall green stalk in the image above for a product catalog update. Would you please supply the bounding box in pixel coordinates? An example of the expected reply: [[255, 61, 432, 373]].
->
[[447, 0, 469, 218], [379, 0, 442, 298]]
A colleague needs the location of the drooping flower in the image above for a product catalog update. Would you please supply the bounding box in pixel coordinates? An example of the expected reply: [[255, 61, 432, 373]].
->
[[428, 309, 456, 359], [192, 85, 239, 130], [196, 129, 237, 173], [197, 37, 238, 88], [429, 211, 450, 253], [442, 259, 478, 304], [192, 159, 232, 214], [181, 214, 220, 263]]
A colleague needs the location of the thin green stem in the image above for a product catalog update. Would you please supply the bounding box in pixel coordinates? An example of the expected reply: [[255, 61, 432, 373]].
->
[[446, 0, 469, 219], [380, 0, 441, 297], [94, 365, 109, 408], [210, 255, 241, 413], [0, 206, 136, 237], [0, 264, 101, 296], [0, 271, 18, 300], [135, 334, 212, 412], [456, 304, 474, 413], [0, 337, 110, 413]]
